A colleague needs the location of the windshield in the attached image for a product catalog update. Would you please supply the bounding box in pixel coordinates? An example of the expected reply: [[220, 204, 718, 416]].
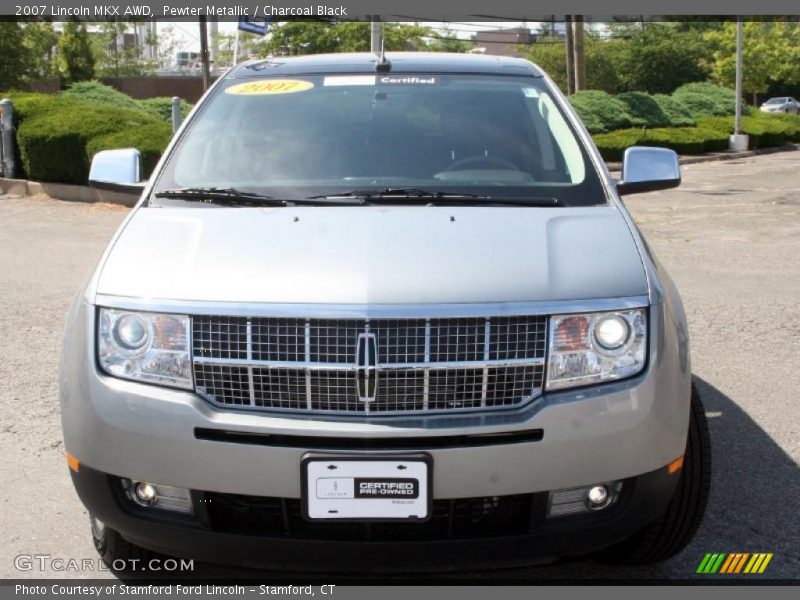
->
[[766, 98, 787, 105], [152, 73, 606, 206]]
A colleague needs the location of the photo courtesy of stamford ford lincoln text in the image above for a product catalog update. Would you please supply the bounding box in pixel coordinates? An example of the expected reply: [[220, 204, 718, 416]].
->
[[0, 0, 797, 596]]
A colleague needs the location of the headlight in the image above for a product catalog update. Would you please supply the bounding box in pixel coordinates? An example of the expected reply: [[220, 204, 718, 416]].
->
[[546, 308, 646, 391], [98, 308, 193, 389]]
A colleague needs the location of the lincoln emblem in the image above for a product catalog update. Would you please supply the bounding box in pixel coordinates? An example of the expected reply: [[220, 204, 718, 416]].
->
[[355, 332, 378, 403]]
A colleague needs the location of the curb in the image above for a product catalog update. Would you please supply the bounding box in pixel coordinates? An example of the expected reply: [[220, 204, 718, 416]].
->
[[0, 177, 138, 207], [606, 142, 800, 172]]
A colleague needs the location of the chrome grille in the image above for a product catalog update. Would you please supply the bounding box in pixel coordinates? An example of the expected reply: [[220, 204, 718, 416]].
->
[[192, 316, 546, 415]]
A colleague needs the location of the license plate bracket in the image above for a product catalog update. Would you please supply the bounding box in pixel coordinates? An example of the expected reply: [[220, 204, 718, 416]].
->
[[301, 453, 432, 522]]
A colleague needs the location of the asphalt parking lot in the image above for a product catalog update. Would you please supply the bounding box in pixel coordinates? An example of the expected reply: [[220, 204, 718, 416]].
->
[[1, 152, 798, 581]]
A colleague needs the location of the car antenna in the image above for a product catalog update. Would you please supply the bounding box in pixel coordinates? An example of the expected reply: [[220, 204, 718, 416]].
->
[[375, 39, 391, 72]]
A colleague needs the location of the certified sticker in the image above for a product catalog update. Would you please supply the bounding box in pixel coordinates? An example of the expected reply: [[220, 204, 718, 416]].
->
[[225, 79, 314, 95]]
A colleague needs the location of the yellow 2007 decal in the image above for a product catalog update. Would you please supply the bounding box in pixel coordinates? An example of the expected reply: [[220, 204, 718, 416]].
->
[[225, 80, 314, 95]]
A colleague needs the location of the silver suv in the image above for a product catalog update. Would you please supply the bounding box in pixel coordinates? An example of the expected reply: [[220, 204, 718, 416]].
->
[[61, 53, 710, 572]]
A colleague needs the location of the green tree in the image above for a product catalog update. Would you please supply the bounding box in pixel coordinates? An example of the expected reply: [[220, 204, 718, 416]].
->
[[22, 22, 59, 80], [214, 30, 264, 66], [617, 24, 710, 93], [426, 26, 473, 53], [519, 35, 625, 95], [58, 20, 95, 86], [146, 24, 178, 71], [0, 22, 27, 89], [93, 22, 149, 78], [254, 21, 432, 57], [704, 21, 800, 104]]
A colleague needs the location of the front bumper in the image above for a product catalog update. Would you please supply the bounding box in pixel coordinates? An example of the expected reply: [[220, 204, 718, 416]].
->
[[61, 300, 690, 500], [71, 463, 679, 571], [62, 297, 691, 567]]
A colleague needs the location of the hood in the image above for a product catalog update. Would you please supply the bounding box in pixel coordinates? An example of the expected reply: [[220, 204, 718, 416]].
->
[[96, 205, 648, 305]]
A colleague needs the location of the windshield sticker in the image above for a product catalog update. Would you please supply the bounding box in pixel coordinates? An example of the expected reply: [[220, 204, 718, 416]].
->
[[378, 75, 438, 85], [324, 75, 376, 86], [225, 80, 314, 95], [522, 87, 540, 98]]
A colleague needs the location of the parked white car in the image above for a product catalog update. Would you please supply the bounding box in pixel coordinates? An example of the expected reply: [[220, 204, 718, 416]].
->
[[760, 97, 800, 114]]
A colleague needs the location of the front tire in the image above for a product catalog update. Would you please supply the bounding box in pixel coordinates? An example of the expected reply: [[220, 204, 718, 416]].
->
[[596, 383, 711, 565], [91, 515, 153, 572]]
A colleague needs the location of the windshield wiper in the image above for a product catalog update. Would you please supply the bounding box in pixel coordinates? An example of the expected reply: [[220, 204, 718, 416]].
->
[[154, 186, 559, 207], [153, 187, 375, 207], [154, 187, 286, 206], [307, 188, 560, 207], [306, 188, 487, 200]]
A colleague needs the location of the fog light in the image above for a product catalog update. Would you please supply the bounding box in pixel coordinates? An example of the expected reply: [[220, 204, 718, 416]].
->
[[134, 482, 157, 505], [587, 485, 610, 508], [548, 481, 622, 517], [122, 479, 194, 514]]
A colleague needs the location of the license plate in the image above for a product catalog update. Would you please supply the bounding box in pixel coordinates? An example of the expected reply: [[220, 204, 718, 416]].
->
[[301, 454, 432, 522]]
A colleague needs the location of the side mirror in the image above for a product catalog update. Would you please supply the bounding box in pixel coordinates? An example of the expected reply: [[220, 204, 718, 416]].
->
[[88, 148, 145, 194], [616, 146, 681, 196]]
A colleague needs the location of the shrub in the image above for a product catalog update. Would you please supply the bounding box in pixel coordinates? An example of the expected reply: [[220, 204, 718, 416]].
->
[[652, 94, 695, 127], [592, 126, 729, 161], [87, 121, 173, 177], [671, 92, 720, 118], [672, 82, 751, 118], [138, 97, 193, 122], [615, 92, 671, 127], [569, 90, 640, 133], [592, 129, 646, 161], [59, 82, 195, 124], [755, 113, 800, 142], [5, 92, 67, 121], [697, 115, 800, 148], [62, 80, 143, 111], [644, 127, 729, 155], [15, 94, 167, 184]]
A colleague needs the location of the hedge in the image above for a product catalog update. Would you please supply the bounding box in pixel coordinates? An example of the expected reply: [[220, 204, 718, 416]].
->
[[672, 82, 751, 118], [13, 94, 170, 184], [62, 81, 196, 124], [593, 126, 730, 161], [571, 84, 746, 134], [63, 80, 144, 112], [652, 94, 695, 127], [569, 90, 640, 133], [697, 114, 800, 148], [138, 96, 193, 122], [615, 92, 671, 128], [592, 112, 800, 161], [86, 122, 172, 177], [645, 126, 729, 154], [591, 130, 644, 161]]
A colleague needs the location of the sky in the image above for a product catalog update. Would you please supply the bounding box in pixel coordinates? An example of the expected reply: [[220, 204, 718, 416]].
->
[[160, 20, 536, 54]]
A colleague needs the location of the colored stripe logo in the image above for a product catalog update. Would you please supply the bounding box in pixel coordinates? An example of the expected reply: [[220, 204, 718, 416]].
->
[[696, 553, 773, 574]]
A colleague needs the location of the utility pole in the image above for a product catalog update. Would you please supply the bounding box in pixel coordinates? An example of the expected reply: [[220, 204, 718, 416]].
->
[[734, 19, 743, 135], [730, 18, 748, 151], [199, 16, 211, 91], [209, 18, 218, 66], [370, 18, 382, 54], [564, 15, 575, 95], [573, 15, 586, 92]]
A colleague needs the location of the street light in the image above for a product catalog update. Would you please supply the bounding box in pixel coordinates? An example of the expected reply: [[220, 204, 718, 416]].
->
[[729, 18, 749, 151]]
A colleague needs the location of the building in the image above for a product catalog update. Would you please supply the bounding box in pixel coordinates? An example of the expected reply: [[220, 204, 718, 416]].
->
[[471, 27, 536, 56]]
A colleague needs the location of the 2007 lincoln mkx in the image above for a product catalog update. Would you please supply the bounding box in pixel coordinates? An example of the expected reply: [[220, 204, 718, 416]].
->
[[60, 52, 710, 571]]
